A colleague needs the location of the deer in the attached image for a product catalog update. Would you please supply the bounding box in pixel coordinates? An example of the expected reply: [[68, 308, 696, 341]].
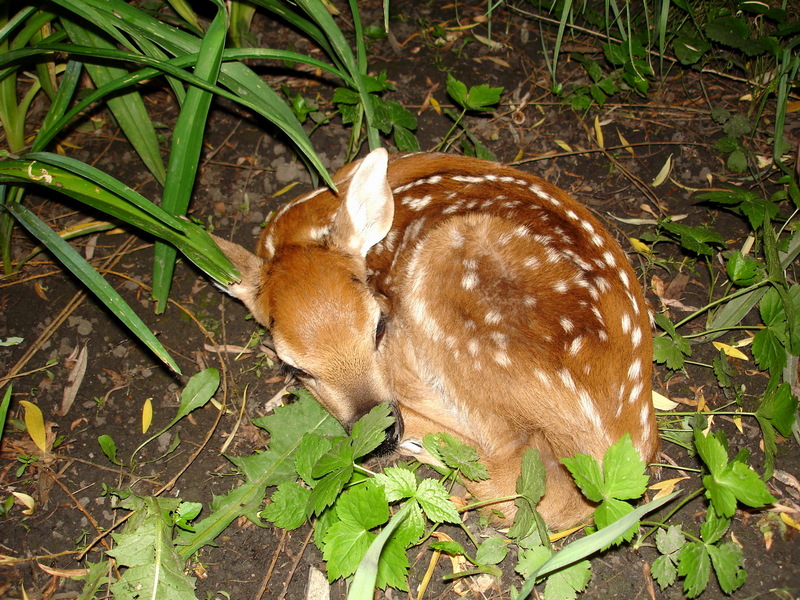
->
[[214, 148, 659, 530]]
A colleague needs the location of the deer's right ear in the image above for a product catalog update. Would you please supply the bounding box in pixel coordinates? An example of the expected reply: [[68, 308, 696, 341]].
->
[[332, 148, 394, 257], [211, 234, 269, 324]]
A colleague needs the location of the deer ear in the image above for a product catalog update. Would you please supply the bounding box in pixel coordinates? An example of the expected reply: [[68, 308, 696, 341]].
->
[[211, 234, 270, 324], [333, 148, 394, 257]]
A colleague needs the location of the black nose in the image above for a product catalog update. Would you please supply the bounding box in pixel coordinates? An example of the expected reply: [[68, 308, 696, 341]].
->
[[372, 404, 403, 456]]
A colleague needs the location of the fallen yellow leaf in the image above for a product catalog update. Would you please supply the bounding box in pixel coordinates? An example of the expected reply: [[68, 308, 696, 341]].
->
[[652, 391, 679, 411], [142, 397, 153, 434], [649, 477, 689, 500], [19, 401, 47, 454], [712, 341, 749, 360]]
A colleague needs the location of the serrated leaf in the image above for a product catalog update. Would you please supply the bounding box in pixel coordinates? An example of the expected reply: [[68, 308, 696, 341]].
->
[[653, 335, 690, 370], [700, 509, 730, 545], [677, 541, 711, 598], [726, 251, 761, 285], [262, 482, 310, 530], [374, 531, 410, 590], [517, 448, 547, 505], [446, 73, 469, 108], [661, 221, 724, 256], [655, 524, 686, 556], [708, 541, 746, 594], [694, 430, 729, 474], [475, 536, 508, 565], [542, 559, 592, 600], [349, 402, 394, 459], [703, 473, 738, 518], [415, 479, 460, 523], [603, 434, 649, 500], [727, 148, 748, 173], [562, 454, 604, 503], [594, 498, 637, 545], [752, 328, 786, 376], [651, 554, 678, 589], [322, 484, 388, 581], [374, 466, 417, 502], [757, 382, 798, 438], [423, 432, 489, 481], [295, 433, 334, 487], [719, 461, 776, 508], [516, 545, 552, 577]]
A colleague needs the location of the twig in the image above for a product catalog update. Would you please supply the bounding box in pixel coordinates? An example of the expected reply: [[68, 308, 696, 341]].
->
[[254, 528, 288, 600], [276, 526, 315, 600]]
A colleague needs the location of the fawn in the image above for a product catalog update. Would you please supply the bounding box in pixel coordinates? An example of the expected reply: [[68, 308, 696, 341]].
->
[[215, 148, 659, 529]]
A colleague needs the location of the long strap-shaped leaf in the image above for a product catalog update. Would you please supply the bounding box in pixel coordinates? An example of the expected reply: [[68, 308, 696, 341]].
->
[[51, 0, 332, 188], [151, 0, 227, 314], [5, 201, 181, 374], [0, 156, 239, 285], [59, 16, 166, 185]]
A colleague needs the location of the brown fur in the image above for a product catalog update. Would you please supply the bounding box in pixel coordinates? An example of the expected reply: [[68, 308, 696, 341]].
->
[[215, 149, 659, 530]]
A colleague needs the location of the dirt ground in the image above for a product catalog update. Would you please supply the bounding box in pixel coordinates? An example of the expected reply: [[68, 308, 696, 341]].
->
[[1, 1, 798, 599]]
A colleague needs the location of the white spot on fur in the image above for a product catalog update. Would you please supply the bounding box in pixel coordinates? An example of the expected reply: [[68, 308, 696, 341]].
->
[[560, 317, 574, 333], [568, 336, 584, 356], [627, 358, 642, 381], [403, 195, 432, 210], [494, 350, 511, 366], [603, 251, 616, 267], [631, 326, 643, 348], [621, 313, 632, 334], [468, 339, 480, 356], [558, 368, 577, 392], [554, 281, 569, 293], [462, 272, 478, 290], [485, 310, 502, 325]]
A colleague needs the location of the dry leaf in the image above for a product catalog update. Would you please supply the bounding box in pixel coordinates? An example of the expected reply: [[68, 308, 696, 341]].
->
[[629, 237, 651, 254], [651, 154, 673, 187], [38, 564, 89, 578], [617, 130, 634, 155], [60, 345, 88, 416], [712, 342, 749, 360], [19, 401, 47, 454], [12, 492, 35, 515], [649, 477, 689, 499], [652, 391, 679, 411], [554, 139, 572, 152], [593, 115, 604, 149]]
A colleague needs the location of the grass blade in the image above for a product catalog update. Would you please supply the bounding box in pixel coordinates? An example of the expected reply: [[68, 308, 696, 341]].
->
[[5, 202, 181, 374], [58, 16, 166, 185], [151, 0, 227, 313]]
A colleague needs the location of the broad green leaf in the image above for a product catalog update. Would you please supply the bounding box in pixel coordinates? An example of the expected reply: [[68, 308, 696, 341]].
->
[[374, 466, 417, 502], [694, 430, 728, 474], [517, 448, 547, 505], [725, 251, 761, 285], [602, 434, 648, 500], [655, 524, 686, 556], [307, 445, 354, 517], [349, 402, 394, 459], [699, 509, 730, 545], [515, 546, 552, 578], [0, 385, 11, 443], [718, 461, 776, 508], [543, 560, 592, 600], [423, 432, 489, 481], [707, 541, 746, 594], [756, 382, 798, 438], [651, 554, 678, 589], [653, 335, 691, 370], [677, 541, 710, 598], [594, 498, 637, 544], [430, 540, 467, 556], [294, 433, 334, 487], [475, 537, 508, 566], [415, 478, 460, 524], [562, 453, 604, 503], [752, 328, 786, 376], [262, 482, 311, 530]]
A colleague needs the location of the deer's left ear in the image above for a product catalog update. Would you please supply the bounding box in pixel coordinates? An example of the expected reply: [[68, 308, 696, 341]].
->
[[331, 148, 394, 257]]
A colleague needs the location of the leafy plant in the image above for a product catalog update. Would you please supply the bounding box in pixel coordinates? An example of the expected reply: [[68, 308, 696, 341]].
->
[[437, 73, 503, 158]]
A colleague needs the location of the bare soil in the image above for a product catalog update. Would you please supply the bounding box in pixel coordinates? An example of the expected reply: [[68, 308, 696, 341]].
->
[[1, 1, 798, 599]]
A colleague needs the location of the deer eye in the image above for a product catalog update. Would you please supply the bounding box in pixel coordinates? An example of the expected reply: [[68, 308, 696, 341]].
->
[[280, 362, 312, 380], [375, 314, 387, 347]]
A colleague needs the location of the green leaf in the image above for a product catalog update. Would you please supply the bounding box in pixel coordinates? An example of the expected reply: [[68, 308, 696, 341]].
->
[[415, 479, 460, 524], [722, 113, 751, 138], [430, 540, 467, 556], [725, 251, 761, 285], [295, 433, 334, 487], [517, 448, 547, 506], [655, 524, 686, 556], [672, 36, 711, 65], [475, 536, 508, 566], [677, 541, 710, 598], [651, 554, 678, 589], [516, 546, 552, 577], [446, 73, 469, 108], [423, 432, 489, 481], [707, 541, 746, 594], [602, 434, 649, 500], [653, 334, 691, 370], [308, 442, 355, 516], [374, 466, 417, 502], [98, 434, 123, 466], [349, 402, 394, 459], [693, 430, 729, 474], [752, 328, 786, 376], [374, 530, 410, 590], [562, 454, 604, 503], [714, 136, 740, 153], [108, 495, 198, 600], [661, 221, 725, 256], [719, 461, 776, 508], [543, 559, 592, 600], [262, 482, 311, 530], [700, 509, 730, 545], [446, 73, 502, 111], [757, 382, 798, 438], [594, 498, 637, 544], [322, 483, 388, 581]]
